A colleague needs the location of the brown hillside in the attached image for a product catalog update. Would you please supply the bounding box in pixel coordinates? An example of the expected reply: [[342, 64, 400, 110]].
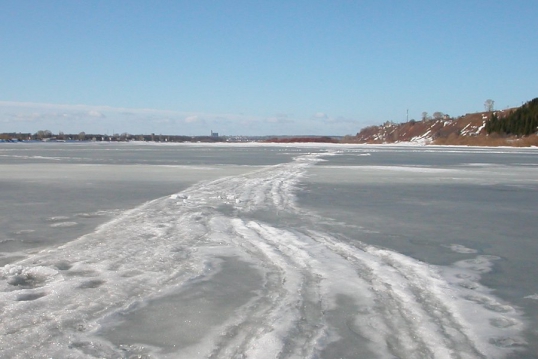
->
[[346, 109, 524, 145]]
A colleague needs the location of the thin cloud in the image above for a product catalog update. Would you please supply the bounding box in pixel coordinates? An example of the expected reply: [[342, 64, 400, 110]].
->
[[266, 113, 293, 124], [327, 116, 359, 124], [313, 112, 328, 119], [311, 112, 359, 125], [88, 110, 105, 118], [0, 100, 358, 135], [184, 115, 200, 123]]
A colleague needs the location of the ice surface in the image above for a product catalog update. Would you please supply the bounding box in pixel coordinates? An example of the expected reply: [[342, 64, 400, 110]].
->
[[446, 244, 479, 254], [49, 221, 79, 228], [1, 143, 537, 358]]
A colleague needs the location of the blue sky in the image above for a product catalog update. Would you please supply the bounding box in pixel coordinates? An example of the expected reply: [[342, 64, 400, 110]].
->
[[1, 1, 537, 136]]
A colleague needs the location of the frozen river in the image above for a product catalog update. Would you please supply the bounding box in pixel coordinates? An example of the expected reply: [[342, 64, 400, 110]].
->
[[1, 142, 537, 358]]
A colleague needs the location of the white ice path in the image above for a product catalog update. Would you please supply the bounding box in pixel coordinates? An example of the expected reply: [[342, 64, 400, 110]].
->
[[0, 151, 526, 358]]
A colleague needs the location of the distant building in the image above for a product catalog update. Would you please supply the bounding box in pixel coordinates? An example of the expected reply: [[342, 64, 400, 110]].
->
[[211, 130, 219, 137]]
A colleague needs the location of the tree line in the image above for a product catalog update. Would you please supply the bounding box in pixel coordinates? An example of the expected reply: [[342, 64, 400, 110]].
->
[[486, 98, 538, 136], [0, 131, 227, 142]]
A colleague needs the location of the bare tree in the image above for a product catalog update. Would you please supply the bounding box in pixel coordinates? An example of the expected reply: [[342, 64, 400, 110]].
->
[[421, 112, 430, 121], [484, 99, 495, 112], [35, 130, 52, 140], [433, 111, 444, 120], [78, 132, 86, 141]]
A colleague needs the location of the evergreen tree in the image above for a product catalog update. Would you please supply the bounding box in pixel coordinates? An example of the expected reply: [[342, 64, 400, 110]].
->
[[486, 98, 538, 136]]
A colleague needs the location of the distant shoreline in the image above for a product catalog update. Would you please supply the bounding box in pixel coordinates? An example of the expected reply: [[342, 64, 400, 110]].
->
[[1, 139, 537, 150]]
